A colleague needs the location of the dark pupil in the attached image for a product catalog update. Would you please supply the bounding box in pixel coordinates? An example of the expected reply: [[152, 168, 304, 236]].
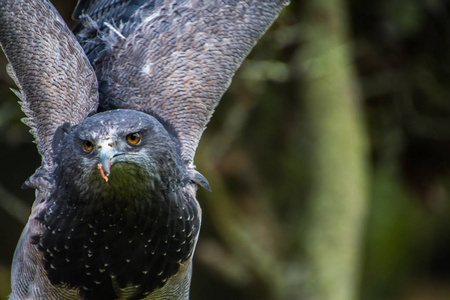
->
[[85, 141, 92, 147], [130, 134, 137, 141]]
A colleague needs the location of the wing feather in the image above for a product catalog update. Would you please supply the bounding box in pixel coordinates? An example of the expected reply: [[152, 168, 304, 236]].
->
[[74, 0, 288, 164], [0, 0, 99, 169]]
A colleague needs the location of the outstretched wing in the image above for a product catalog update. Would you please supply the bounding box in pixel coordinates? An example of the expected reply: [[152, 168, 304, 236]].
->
[[73, 0, 288, 164], [0, 0, 99, 169]]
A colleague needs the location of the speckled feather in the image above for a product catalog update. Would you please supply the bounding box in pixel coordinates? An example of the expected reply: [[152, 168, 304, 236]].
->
[[0, 0, 288, 299], [0, 0, 98, 170], [72, 0, 289, 164]]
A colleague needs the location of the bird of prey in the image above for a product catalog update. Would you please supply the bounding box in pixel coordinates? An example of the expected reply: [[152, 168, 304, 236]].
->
[[0, 0, 288, 299]]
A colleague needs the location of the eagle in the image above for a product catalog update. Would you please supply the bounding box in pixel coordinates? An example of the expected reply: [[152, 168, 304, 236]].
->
[[0, 0, 288, 299]]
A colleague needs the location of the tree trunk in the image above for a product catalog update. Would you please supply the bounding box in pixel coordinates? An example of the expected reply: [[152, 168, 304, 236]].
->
[[299, 0, 369, 299]]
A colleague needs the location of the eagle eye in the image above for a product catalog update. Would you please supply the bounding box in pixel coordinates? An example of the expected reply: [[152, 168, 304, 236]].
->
[[82, 140, 94, 152], [126, 133, 141, 145]]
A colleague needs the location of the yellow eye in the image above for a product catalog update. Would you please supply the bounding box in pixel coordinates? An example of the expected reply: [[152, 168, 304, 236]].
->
[[83, 140, 93, 152], [126, 133, 141, 145]]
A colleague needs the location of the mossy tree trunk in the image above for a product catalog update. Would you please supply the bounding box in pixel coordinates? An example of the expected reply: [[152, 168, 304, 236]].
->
[[298, 0, 369, 300]]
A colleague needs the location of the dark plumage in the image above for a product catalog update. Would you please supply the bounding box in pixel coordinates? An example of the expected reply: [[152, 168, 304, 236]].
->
[[0, 0, 288, 299], [34, 110, 202, 299]]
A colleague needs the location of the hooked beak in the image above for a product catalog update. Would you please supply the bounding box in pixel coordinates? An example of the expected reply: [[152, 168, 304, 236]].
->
[[97, 146, 117, 182]]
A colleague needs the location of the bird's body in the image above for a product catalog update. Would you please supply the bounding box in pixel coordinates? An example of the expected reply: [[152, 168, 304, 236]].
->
[[12, 110, 203, 299], [0, 0, 288, 299]]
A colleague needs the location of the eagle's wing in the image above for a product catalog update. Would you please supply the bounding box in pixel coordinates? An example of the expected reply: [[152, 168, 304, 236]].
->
[[0, 0, 98, 169], [73, 0, 288, 164]]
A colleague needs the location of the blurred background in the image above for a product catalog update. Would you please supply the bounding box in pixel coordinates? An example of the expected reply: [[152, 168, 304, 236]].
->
[[2, 0, 450, 299]]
